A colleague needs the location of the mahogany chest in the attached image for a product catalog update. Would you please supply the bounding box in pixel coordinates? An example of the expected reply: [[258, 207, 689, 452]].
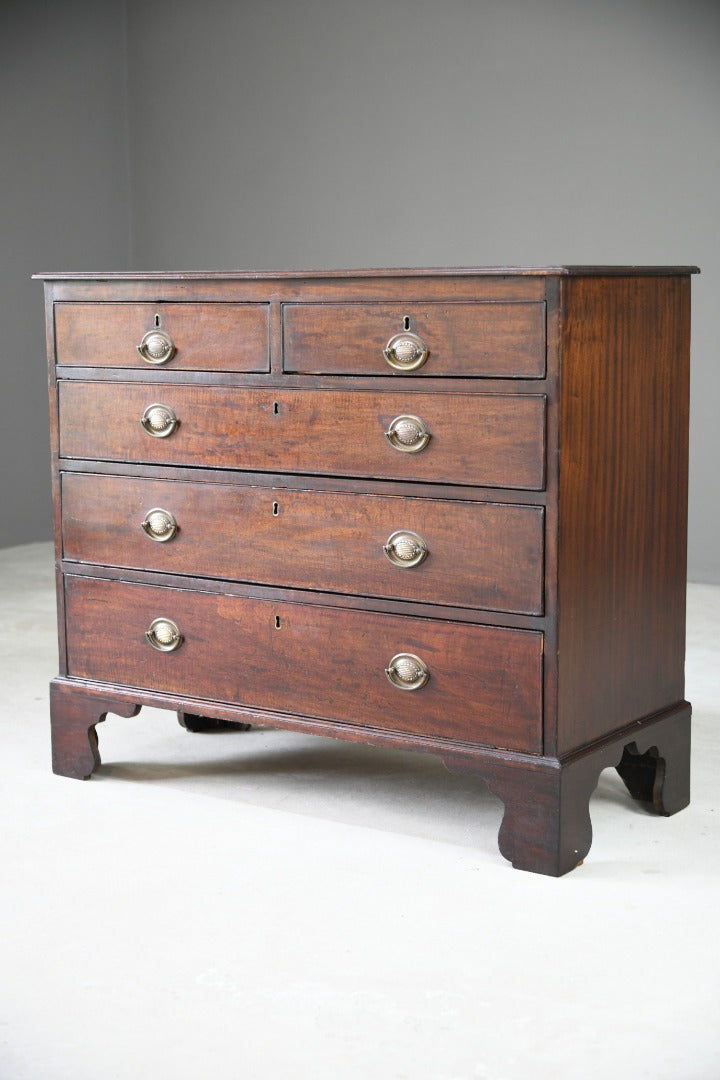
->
[[37, 267, 696, 875]]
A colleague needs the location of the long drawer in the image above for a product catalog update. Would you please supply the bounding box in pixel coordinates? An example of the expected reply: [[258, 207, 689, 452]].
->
[[283, 302, 546, 377], [58, 383, 546, 490], [61, 472, 545, 614], [64, 575, 544, 753], [55, 302, 269, 371]]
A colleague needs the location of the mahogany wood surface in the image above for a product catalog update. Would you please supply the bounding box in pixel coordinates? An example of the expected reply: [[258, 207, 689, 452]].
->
[[55, 302, 269, 371], [58, 559, 547, 631], [36, 266, 700, 280], [61, 471, 544, 614], [49, 670, 689, 875], [64, 574, 543, 752], [44, 277, 68, 676], [46, 276, 548, 306], [51, 674, 549, 763], [58, 382, 547, 489], [58, 457, 546, 505], [50, 679, 140, 779], [444, 702, 691, 875], [283, 301, 545, 377], [556, 275, 691, 754], [54, 368, 548, 393]]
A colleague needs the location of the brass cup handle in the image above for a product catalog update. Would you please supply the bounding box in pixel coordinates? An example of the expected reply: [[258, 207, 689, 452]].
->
[[137, 329, 176, 365], [385, 653, 430, 691], [385, 414, 431, 453], [145, 617, 183, 652], [383, 331, 428, 372], [141, 507, 178, 543], [140, 403, 178, 438], [383, 530, 428, 568]]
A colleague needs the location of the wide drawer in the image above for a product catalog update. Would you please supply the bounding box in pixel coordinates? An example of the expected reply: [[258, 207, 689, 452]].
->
[[54, 303, 269, 371], [64, 576, 543, 752], [58, 383, 546, 490], [283, 302, 546, 377], [61, 472, 545, 615]]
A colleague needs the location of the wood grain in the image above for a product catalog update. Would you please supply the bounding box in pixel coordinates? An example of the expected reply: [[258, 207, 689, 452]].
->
[[64, 574, 544, 753], [58, 382, 547, 490], [283, 302, 545, 377], [445, 702, 691, 875], [55, 302, 269, 371], [556, 275, 691, 753], [61, 472, 545, 614], [47, 276, 548, 305], [35, 266, 700, 280], [49, 678, 140, 779]]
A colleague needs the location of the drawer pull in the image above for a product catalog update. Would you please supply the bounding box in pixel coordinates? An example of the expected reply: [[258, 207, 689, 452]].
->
[[383, 530, 428, 568], [385, 414, 431, 453], [384, 331, 428, 372], [140, 403, 178, 438], [137, 329, 176, 364], [385, 652, 430, 691], [145, 617, 183, 652], [141, 507, 178, 543]]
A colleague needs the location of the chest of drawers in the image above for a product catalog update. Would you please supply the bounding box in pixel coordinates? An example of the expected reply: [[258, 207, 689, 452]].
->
[[37, 266, 696, 875]]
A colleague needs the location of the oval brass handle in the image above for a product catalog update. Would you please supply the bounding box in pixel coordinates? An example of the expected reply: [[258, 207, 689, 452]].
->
[[137, 329, 176, 365], [385, 414, 431, 453], [383, 331, 428, 372], [141, 507, 178, 543], [140, 403, 178, 438], [383, 530, 428, 568], [145, 617, 183, 652], [385, 652, 430, 691]]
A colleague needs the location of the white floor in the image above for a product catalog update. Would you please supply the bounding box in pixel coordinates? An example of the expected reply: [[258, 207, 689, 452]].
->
[[1, 542, 719, 1080]]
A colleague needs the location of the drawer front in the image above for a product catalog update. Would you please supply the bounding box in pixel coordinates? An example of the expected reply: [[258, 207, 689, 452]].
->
[[54, 303, 269, 371], [65, 576, 543, 752], [62, 473, 545, 615], [283, 302, 546, 377], [58, 383, 546, 490]]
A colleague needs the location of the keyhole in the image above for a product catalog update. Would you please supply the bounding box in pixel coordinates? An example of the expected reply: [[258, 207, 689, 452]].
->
[[403, 315, 411, 330], [154, 313, 160, 327], [272, 501, 279, 516], [273, 401, 280, 415], [274, 615, 281, 629]]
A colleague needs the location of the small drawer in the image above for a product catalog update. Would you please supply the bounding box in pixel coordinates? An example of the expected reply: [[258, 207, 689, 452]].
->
[[283, 302, 545, 377], [61, 472, 545, 615], [54, 302, 269, 371], [58, 383, 546, 490], [64, 575, 543, 753]]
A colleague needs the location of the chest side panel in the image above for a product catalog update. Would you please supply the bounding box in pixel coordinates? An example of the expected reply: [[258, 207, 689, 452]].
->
[[557, 275, 690, 754]]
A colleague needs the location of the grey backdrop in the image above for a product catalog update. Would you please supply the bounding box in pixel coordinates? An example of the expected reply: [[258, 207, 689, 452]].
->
[[2, 0, 719, 579]]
